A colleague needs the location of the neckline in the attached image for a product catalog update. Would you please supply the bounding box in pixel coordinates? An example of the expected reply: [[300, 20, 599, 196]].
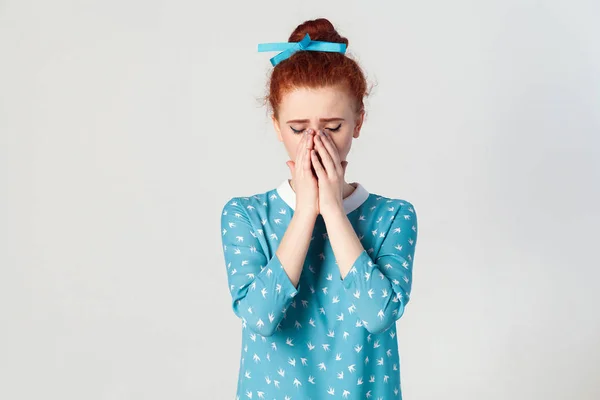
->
[[276, 178, 370, 215]]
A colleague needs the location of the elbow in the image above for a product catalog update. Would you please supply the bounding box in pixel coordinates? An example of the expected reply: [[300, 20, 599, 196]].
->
[[250, 324, 278, 337], [364, 302, 407, 334]]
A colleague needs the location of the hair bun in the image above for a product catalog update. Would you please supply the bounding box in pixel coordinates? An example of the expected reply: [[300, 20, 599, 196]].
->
[[288, 18, 349, 47]]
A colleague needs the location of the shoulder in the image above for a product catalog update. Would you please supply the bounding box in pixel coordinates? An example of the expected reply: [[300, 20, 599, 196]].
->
[[363, 188, 417, 219], [220, 185, 277, 217]]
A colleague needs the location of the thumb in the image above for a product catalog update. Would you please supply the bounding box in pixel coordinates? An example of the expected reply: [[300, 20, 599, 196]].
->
[[286, 160, 295, 176], [341, 160, 348, 175]]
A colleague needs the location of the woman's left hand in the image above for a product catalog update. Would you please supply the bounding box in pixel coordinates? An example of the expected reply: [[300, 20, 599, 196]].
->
[[310, 129, 349, 218]]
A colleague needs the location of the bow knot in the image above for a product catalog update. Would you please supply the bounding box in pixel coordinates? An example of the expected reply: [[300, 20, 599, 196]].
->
[[258, 33, 347, 67]]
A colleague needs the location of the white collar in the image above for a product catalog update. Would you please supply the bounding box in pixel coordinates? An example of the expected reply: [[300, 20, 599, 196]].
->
[[276, 178, 370, 215]]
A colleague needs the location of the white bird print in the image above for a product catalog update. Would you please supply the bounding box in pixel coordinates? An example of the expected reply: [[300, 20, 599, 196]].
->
[[322, 287, 328, 294], [275, 284, 282, 294], [348, 364, 356, 373], [249, 333, 256, 342], [236, 235, 244, 242], [245, 370, 251, 378], [327, 330, 335, 338], [348, 304, 356, 314], [383, 375, 389, 382], [265, 268, 272, 277], [322, 343, 330, 351], [336, 313, 344, 321], [293, 378, 302, 388], [319, 307, 326, 315], [273, 380, 280, 388], [359, 215, 366, 220], [309, 265, 316, 273], [285, 337, 294, 346], [318, 362, 326, 371], [278, 208, 286, 214], [256, 319, 264, 329], [357, 377, 363, 385], [377, 357, 384, 366], [294, 321, 302, 329], [307, 341, 315, 351], [245, 390, 252, 398], [277, 368, 285, 377], [261, 288, 267, 298], [364, 271, 371, 281], [386, 349, 392, 357], [402, 260, 409, 269], [274, 218, 282, 224], [308, 375, 315, 384], [257, 391, 264, 399], [326, 273, 332, 280], [246, 272, 255, 279], [376, 216, 383, 223], [268, 312, 275, 323], [301, 299, 308, 308], [308, 318, 316, 327], [366, 390, 372, 398], [301, 357, 307, 366], [369, 375, 375, 382], [337, 371, 344, 379], [253, 353, 260, 363], [271, 342, 277, 351], [288, 357, 296, 367], [342, 389, 351, 398], [332, 296, 340, 303], [382, 288, 388, 297], [327, 387, 335, 395], [373, 340, 381, 348], [353, 289, 360, 298], [368, 289, 374, 298], [343, 331, 350, 339], [265, 376, 271, 384], [390, 331, 396, 338], [269, 233, 278, 240], [354, 344, 362, 353], [378, 309, 385, 320]]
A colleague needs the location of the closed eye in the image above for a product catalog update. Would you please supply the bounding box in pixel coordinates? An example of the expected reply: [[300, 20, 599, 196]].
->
[[290, 123, 342, 135]]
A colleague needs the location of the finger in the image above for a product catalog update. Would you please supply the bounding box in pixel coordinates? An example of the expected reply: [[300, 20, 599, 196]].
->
[[310, 149, 326, 179], [303, 139, 312, 173], [295, 131, 308, 171], [314, 132, 336, 177], [317, 130, 343, 175]]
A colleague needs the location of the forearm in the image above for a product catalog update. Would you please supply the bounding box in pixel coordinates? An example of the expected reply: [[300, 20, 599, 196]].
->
[[322, 209, 364, 279], [275, 210, 318, 287]]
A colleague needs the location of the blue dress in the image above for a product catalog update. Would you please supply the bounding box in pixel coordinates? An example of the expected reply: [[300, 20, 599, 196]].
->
[[220, 179, 418, 400]]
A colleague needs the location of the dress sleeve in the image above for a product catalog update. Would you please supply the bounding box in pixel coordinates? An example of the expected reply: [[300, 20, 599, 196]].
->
[[220, 197, 300, 336], [341, 201, 418, 334]]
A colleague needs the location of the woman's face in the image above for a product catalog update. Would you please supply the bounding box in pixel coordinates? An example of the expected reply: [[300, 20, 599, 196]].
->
[[272, 86, 364, 165]]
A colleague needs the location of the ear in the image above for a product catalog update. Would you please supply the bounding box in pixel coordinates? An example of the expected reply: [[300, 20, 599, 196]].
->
[[272, 113, 283, 141], [353, 109, 365, 139]]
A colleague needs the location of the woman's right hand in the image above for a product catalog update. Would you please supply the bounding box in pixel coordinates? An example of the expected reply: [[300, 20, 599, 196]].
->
[[286, 129, 319, 217]]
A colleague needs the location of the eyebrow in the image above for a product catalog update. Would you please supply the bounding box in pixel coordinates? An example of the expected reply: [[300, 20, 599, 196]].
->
[[286, 118, 345, 123]]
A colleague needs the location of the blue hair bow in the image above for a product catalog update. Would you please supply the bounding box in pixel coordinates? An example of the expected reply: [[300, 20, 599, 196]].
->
[[257, 33, 347, 67]]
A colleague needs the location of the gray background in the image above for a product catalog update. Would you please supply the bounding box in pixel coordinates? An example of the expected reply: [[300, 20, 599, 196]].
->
[[1, 0, 599, 399]]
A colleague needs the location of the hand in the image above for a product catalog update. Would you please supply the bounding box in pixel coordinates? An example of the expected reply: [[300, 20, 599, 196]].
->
[[286, 129, 319, 217], [310, 129, 349, 218]]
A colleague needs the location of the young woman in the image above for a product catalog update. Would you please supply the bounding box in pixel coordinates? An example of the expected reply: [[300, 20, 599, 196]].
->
[[220, 18, 418, 400]]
